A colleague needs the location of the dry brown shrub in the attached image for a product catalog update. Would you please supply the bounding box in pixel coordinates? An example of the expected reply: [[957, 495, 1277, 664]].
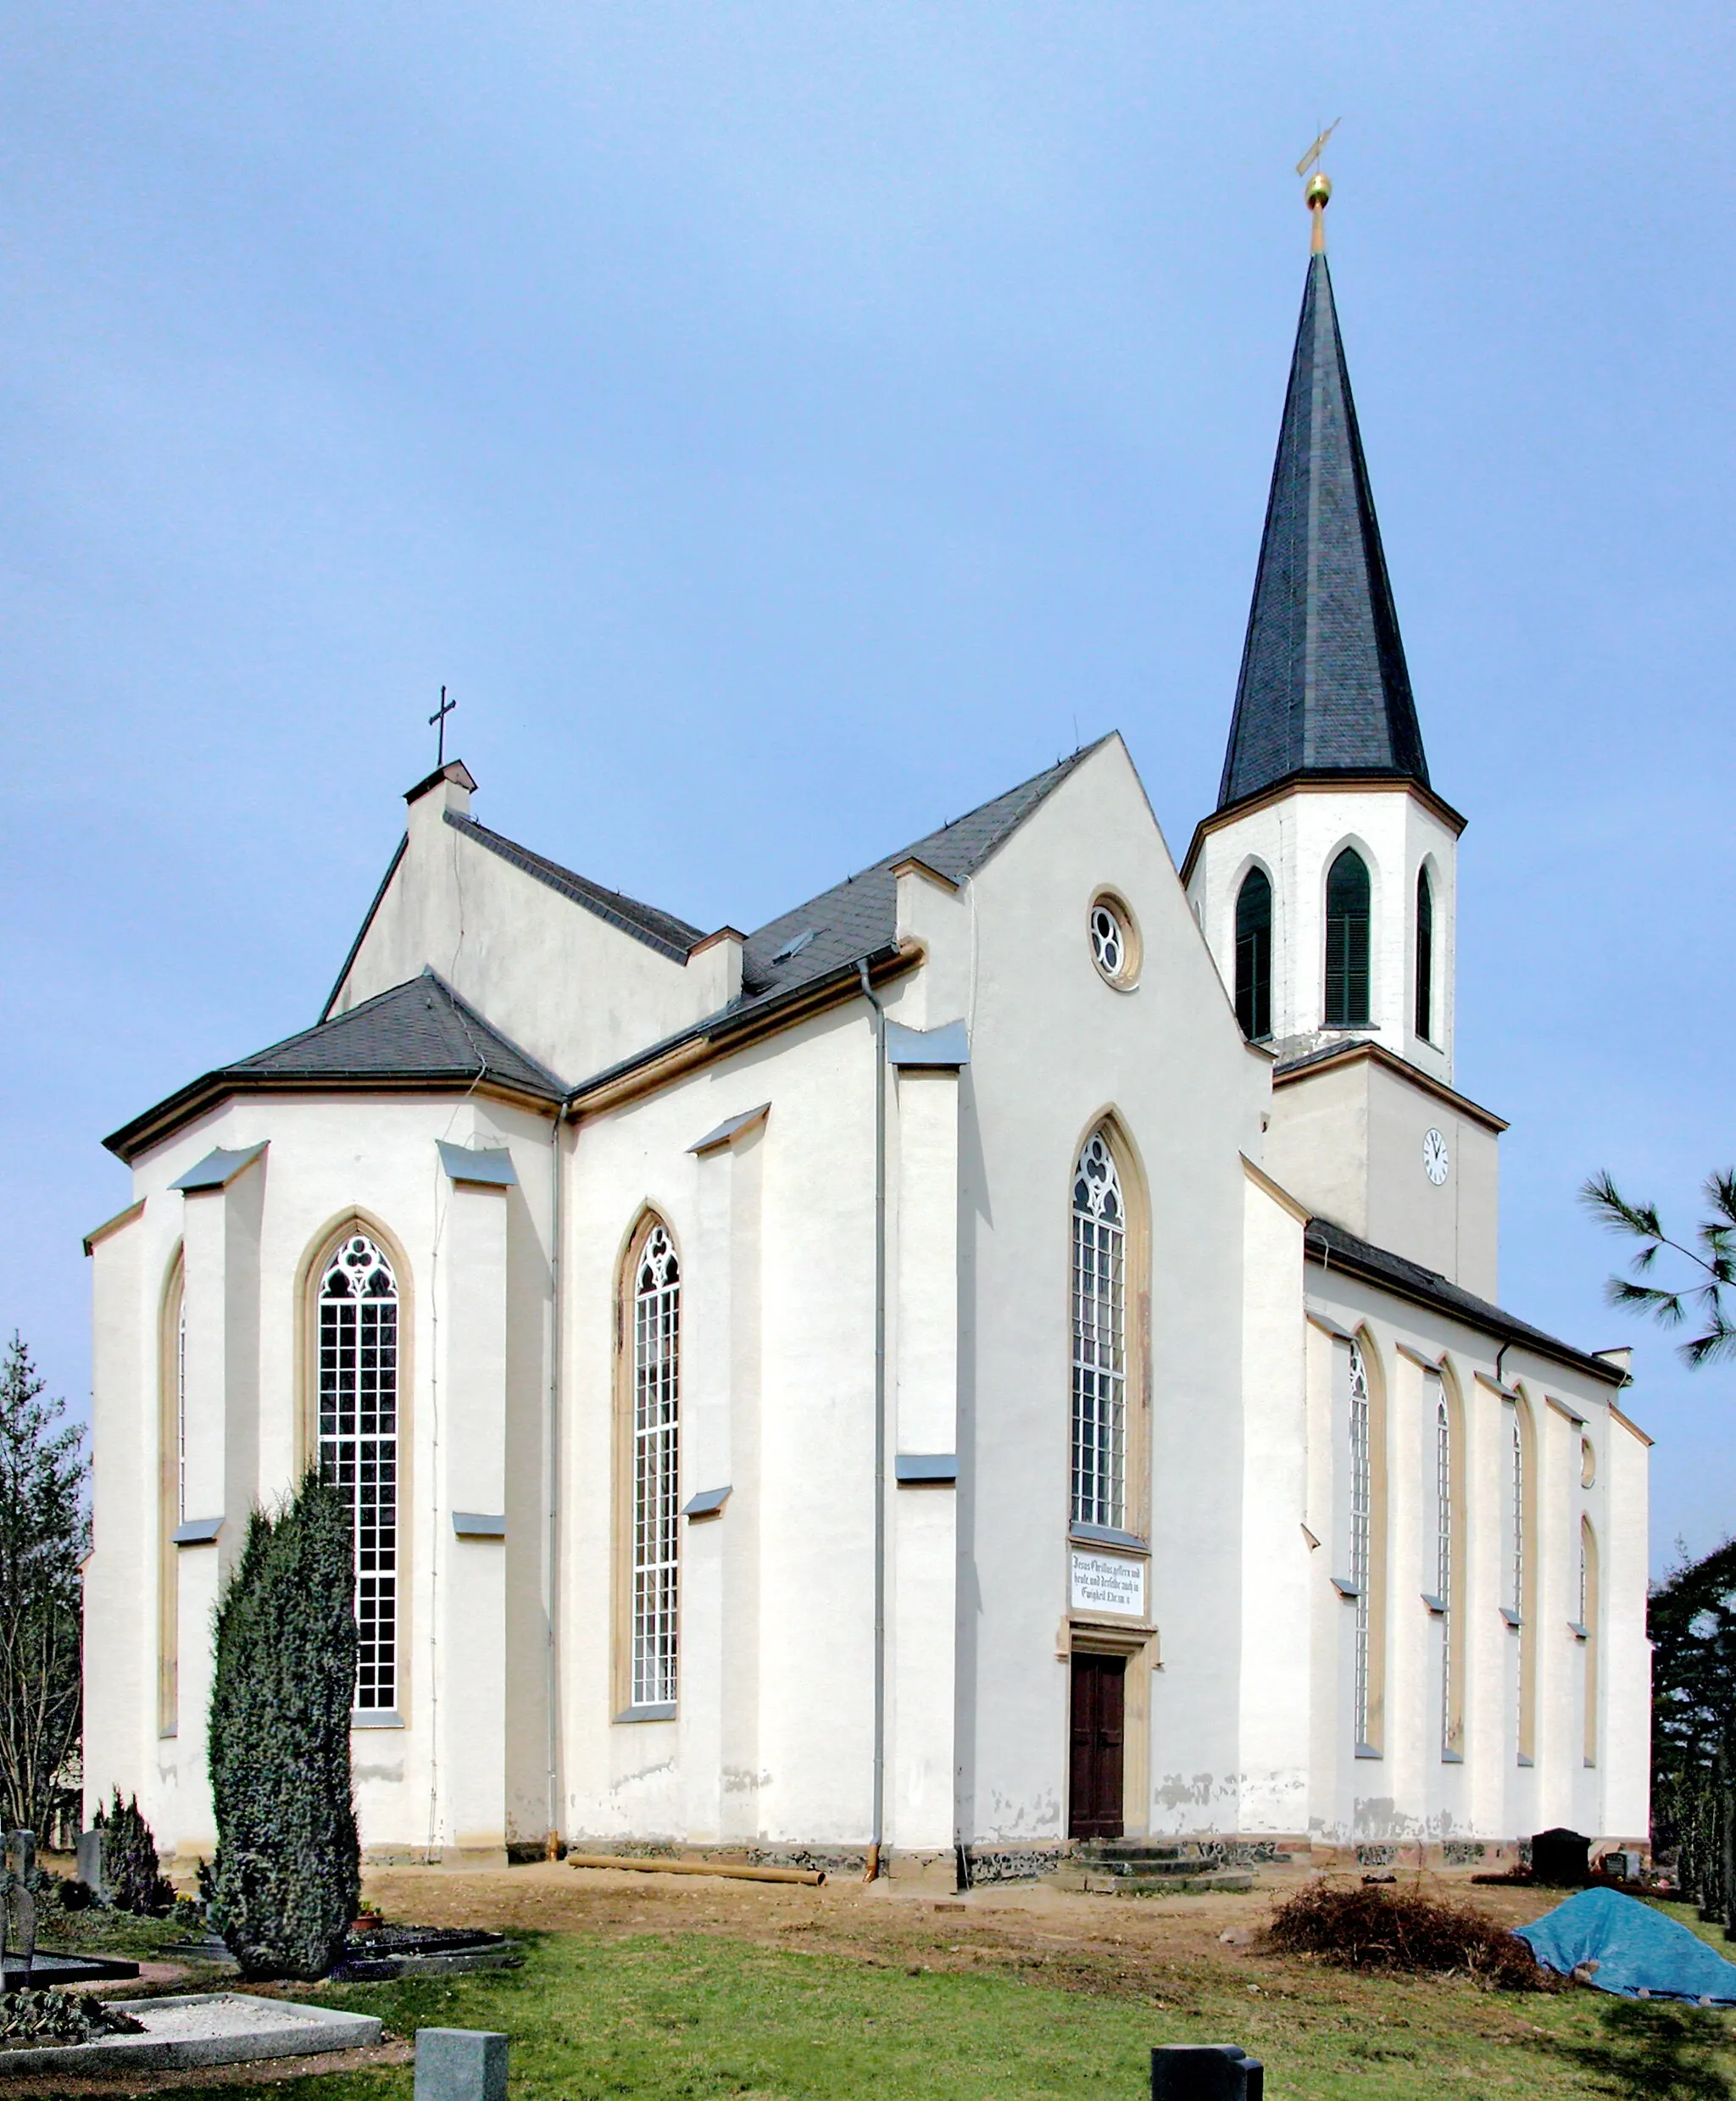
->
[[1267, 1880, 1557, 1991]]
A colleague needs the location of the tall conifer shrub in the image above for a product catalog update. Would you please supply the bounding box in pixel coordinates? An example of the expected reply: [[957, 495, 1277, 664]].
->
[[207, 1472, 359, 1979]]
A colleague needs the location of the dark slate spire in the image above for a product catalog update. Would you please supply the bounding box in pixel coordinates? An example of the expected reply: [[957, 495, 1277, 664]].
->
[[1217, 251, 1429, 811]]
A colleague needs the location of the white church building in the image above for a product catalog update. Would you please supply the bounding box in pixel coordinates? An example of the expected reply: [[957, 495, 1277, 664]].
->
[[84, 214, 1650, 1881]]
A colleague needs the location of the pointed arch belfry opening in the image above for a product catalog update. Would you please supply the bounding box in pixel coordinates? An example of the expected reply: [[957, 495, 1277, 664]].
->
[[1325, 848, 1372, 1027], [1415, 863, 1435, 1042], [1234, 865, 1273, 1041], [615, 1211, 682, 1714]]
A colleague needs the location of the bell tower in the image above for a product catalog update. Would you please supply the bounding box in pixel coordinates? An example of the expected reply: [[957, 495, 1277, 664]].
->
[[1184, 172, 1500, 1296]]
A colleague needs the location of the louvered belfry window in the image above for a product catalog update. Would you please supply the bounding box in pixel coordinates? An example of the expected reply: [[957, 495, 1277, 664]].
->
[[1071, 1131, 1127, 1531], [319, 1233, 399, 1713], [632, 1223, 681, 1709], [1234, 867, 1272, 1041], [1415, 865, 1434, 1042], [1325, 848, 1372, 1027]]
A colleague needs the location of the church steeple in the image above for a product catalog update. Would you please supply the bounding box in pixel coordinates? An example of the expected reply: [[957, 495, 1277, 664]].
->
[[1184, 187, 1465, 1094], [1216, 233, 1428, 812]]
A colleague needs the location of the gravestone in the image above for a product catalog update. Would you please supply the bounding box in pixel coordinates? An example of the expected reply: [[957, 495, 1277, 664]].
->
[[415, 2026, 509, 2101], [2, 1830, 40, 1985], [75, 1826, 107, 1901], [1531, 1828, 1591, 1887], [1151, 2043, 1264, 2099]]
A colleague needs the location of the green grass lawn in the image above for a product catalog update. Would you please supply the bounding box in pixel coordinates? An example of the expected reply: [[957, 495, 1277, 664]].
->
[[31, 1920, 1729, 2101]]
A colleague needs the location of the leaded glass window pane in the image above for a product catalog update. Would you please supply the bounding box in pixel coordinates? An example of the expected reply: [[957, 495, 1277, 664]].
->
[[319, 1233, 398, 1713], [1071, 1132, 1127, 1531], [632, 1224, 681, 1709]]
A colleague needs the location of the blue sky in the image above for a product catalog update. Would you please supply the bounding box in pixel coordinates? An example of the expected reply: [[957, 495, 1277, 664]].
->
[[4, 4, 1732, 1574]]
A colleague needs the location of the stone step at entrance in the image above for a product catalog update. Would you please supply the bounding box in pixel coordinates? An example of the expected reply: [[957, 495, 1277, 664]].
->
[[1043, 1837, 1271, 1898]]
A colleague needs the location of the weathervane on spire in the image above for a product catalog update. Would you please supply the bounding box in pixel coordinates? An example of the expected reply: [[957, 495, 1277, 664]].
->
[[1296, 120, 1341, 253]]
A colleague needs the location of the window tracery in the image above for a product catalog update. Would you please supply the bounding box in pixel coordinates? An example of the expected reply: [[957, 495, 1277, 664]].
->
[[1071, 1132, 1127, 1531], [319, 1232, 399, 1714], [632, 1223, 681, 1709]]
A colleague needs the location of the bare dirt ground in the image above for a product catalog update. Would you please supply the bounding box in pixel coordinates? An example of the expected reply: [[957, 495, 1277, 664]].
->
[[363, 1855, 1561, 2005]]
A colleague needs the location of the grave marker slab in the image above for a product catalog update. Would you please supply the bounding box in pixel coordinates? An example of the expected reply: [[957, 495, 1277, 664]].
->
[[415, 2026, 509, 2101], [1151, 2042, 1264, 2099]]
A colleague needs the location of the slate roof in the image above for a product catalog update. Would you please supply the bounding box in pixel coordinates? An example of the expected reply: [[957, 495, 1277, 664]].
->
[[105, 970, 565, 1159], [1305, 1217, 1625, 1387], [447, 812, 704, 963], [738, 741, 1103, 1007], [115, 742, 1103, 1154], [1218, 253, 1429, 811]]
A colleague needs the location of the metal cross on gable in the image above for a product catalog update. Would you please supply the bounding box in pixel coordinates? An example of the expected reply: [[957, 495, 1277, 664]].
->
[[429, 685, 457, 767]]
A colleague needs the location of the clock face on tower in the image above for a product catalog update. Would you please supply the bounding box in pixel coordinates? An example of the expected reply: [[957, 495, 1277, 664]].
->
[[1422, 1128, 1450, 1186]]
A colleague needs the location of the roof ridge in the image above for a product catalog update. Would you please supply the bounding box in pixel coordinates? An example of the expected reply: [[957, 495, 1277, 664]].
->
[[750, 736, 1112, 937], [446, 809, 704, 962], [1305, 1216, 1622, 1384], [416, 967, 569, 1093]]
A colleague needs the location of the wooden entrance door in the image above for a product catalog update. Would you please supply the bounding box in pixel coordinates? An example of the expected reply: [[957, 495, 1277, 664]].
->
[[1069, 1652, 1125, 1838]]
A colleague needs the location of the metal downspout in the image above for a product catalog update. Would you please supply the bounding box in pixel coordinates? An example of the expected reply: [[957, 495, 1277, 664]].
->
[[857, 960, 887, 1878]]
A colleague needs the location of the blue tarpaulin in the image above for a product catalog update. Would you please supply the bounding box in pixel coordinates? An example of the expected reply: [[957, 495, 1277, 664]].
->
[[1514, 1887, 1736, 2003]]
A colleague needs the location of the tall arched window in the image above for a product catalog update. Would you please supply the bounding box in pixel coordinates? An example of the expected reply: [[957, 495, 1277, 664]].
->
[[1325, 848, 1372, 1027], [319, 1232, 400, 1714], [159, 1257, 186, 1735], [1506, 1395, 1538, 1763], [1414, 866, 1434, 1042], [1432, 1379, 1453, 1756], [1349, 1339, 1373, 1750], [1581, 1517, 1600, 1769], [630, 1220, 681, 1709], [1071, 1132, 1127, 1531], [1234, 868, 1272, 1041]]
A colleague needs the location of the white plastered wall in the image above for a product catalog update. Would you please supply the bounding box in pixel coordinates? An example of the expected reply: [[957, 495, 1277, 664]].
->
[[1301, 1260, 1644, 1853], [950, 736, 1273, 1845], [331, 770, 721, 1087], [85, 1090, 557, 1866], [1264, 1053, 1501, 1298]]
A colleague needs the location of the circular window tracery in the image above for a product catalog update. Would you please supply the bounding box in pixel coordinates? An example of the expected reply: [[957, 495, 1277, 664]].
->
[[1088, 896, 1139, 988]]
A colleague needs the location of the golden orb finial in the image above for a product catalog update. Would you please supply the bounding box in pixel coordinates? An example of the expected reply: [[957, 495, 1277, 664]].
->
[[1306, 170, 1332, 252]]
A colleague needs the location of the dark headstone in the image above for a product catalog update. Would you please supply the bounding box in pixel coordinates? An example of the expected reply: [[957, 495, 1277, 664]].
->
[[415, 2027, 509, 2101], [1531, 1828, 1592, 1887], [1151, 2043, 1265, 2099]]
